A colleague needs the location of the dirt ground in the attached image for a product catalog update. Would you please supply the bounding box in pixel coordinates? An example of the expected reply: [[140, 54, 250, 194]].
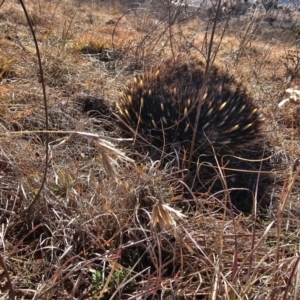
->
[[1, 0, 300, 299]]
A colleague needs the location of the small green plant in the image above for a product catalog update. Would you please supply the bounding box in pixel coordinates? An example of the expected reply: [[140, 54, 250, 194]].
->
[[111, 268, 134, 290], [92, 270, 102, 299], [91, 268, 136, 298]]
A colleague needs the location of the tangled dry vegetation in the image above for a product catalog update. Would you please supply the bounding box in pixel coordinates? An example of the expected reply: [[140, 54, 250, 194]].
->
[[1, 0, 300, 299]]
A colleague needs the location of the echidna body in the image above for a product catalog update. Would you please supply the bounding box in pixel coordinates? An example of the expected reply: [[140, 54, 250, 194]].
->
[[117, 59, 262, 159]]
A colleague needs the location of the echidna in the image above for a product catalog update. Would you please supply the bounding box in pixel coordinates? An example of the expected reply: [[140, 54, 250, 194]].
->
[[117, 58, 262, 161]]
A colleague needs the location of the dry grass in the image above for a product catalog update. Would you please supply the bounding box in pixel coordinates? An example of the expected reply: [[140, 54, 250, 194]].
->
[[1, 0, 300, 299]]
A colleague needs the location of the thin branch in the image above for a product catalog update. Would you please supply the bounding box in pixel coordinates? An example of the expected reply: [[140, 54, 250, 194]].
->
[[0, 253, 16, 299], [0, 0, 5, 9], [188, 0, 222, 170], [18, 0, 49, 216]]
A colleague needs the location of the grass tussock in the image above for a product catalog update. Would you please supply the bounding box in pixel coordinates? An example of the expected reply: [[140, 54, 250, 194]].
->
[[1, 0, 300, 299]]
